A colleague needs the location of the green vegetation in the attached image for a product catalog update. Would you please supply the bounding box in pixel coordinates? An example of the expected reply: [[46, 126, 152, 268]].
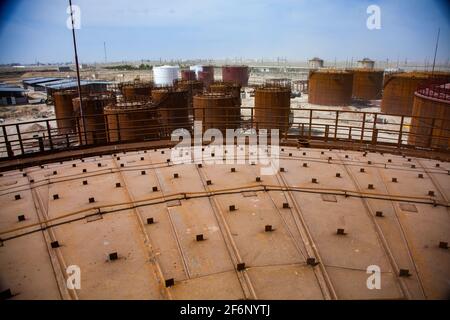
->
[[104, 64, 152, 71]]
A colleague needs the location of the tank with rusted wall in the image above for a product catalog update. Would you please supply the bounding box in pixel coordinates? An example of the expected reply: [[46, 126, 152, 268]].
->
[[209, 81, 242, 108], [254, 86, 291, 132], [222, 65, 249, 87], [104, 101, 159, 142], [408, 85, 450, 150], [53, 90, 77, 134], [72, 94, 115, 145], [193, 93, 240, 133], [308, 70, 353, 106], [381, 72, 430, 116], [350, 69, 384, 100], [181, 70, 196, 81], [198, 70, 214, 88], [175, 80, 204, 115], [151, 88, 190, 132], [121, 82, 153, 100]]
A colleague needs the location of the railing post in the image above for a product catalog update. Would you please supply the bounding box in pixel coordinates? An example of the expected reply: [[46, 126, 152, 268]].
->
[[3, 125, 14, 157], [46, 120, 53, 150], [372, 128, 378, 145], [76, 117, 83, 145], [397, 116, 404, 147], [308, 109, 313, 139], [116, 113, 121, 142], [105, 114, 110, 142], [334, 111, 339, 141], [15, 124, 24, 155], [325, 125, 329, 142], [360, 113, 366, 142], [38, 137, 44, 152]]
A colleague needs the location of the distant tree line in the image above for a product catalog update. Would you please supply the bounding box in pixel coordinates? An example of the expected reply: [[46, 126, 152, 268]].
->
[[104, 64, 152, 71]]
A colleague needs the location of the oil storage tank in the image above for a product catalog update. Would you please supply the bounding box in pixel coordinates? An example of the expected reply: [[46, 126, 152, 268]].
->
[[193, 93, 240, 133], [408, 82, 450, 149], [72, 94, 115, 144], [104, 101, 159, 142], [209, 81, 242, 107], [53, 90, 77, 134], [308, 69, 353, 106], [121, 81, 152, 100], [181, 70, 196, 81], [351, 69, 384, 100], [151, 88, 190, 133], [175, 80, 204, 115], [254, 85, 291, 133], [222, 65, 249, 87], [198, 67, 215, 88], [153, 65, 179, 87], [381, 72, 430, 116]]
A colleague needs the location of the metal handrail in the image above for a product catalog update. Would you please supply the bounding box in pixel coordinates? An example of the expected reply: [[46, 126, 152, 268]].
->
[[0, 106, 449, 159]]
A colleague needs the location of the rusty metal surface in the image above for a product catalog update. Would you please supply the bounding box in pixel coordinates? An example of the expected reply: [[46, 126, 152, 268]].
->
[[350, 69, 384, 100], [151, 89, 190, 133], [409, 91, 450, 149], [104, 101, 160, 142], [254, 86, 291, 132], [381, 72, 430, 116], [193, 93, 240, 133], [308, 70, 353, 106], [53, 91, 78, 134], [181, 70, 196, 81], [0, 146, 448, 299], [121, 82, 153, 100], [72, 94, 115, 145], [222, 66, 249, 87]]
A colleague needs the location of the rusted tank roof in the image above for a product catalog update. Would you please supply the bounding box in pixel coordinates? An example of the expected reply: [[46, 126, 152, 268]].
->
[[0, 146, 448, 299]]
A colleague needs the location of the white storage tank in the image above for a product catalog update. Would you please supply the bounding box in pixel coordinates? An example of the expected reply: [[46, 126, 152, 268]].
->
[[357, 58, 375, 69], [153, 65, 179, 86]]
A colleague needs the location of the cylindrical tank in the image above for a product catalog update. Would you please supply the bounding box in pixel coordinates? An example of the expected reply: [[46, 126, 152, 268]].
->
[[72, 94, 115, 144], [153, 65, 179, 86], [151, 88, 190, 133], [198, 70, 214, 88], [381, 72, 431, 116], [209, 82, 242, 107], [408, 83, 450, 149], [181, 70, 196, 81], [175, 80, 204, 116], [254, 86, 291, 133], [121, 82, 152, 100], [53, 90, 77, 134], [189, 65, 214, 78], [222, 65, 249, 87], [104, 101, 159, 142], [308, 58, 324, 69], [357, 58, 375, 69], [308, 70, 353, 106], [351, 69, 384, 100], [193, 93, 240, 133]]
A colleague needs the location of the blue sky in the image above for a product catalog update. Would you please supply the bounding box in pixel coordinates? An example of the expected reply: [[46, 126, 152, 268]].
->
[[0, 0, 449, 64]]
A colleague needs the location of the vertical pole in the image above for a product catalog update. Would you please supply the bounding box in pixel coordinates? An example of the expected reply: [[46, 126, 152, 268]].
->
[[397, 116, 404, 146], [15, 124, 24, 155], [432, 28, 440, 75], [68, 0, 86, 140]]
